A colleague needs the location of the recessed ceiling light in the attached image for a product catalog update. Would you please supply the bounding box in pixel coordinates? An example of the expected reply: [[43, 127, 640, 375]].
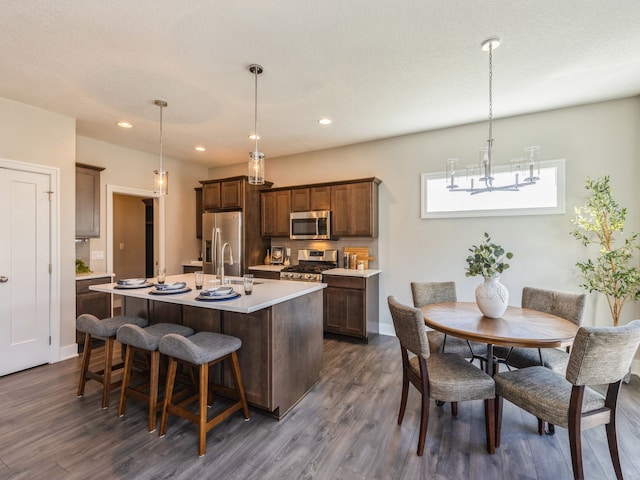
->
[[248, 134, 260, 140], [194, 146, 206, 152], [117, 121, 133, 128], [318, 118, 332, 125]]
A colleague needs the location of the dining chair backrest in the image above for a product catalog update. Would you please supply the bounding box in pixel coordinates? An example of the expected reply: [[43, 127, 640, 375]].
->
[[388, 296, 431, 359], [566, 320, 640, 386], [522, 287, 586, 326], [410, 281, 457, 308]]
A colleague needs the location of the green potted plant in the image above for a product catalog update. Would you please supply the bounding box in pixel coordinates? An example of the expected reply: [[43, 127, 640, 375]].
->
[[570, 176, 640, 326], [465, 232, 514, 318]]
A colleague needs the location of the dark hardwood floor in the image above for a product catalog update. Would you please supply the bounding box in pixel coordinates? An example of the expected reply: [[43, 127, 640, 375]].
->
[[1, 335, 640, 480]]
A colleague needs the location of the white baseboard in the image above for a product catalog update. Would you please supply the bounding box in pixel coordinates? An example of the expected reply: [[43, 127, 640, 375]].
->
[[379, 323, 395, 337], [631, 358, 639, 378], [57, 343, 79, 362]]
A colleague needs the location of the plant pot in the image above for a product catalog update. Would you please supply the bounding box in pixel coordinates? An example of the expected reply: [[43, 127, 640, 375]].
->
[[475, 276, 509, 318]]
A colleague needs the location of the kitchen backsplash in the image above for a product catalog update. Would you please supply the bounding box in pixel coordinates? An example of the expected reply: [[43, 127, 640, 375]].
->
[[75, 238, 90, 265], [266, 237, 378, 269]]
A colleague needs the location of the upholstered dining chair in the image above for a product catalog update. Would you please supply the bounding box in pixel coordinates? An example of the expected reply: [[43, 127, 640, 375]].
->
[[387, 296, 496, 456], [495, 287, 586, 373], [410, 281, 485, 360], [494, 320, 640, 480]]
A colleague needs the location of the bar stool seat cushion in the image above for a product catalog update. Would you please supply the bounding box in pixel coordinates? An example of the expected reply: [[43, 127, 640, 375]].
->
[[76, 314, 148, 339], [117, 323, 194, 351], [159, 332, 241, 365]]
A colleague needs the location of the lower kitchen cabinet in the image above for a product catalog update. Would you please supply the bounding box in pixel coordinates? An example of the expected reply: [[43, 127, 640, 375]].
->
[[250, 270, 282, 280], [76, 276, 112, 348], [323, 274, 379, 342]]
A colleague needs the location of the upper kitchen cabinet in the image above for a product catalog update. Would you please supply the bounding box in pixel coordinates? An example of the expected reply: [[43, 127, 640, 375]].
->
[[291, 186, 332, 212], [261, 189, 291, 237], [195, 187, 203, 238], [331, 178, 381, 237], [201, 177, 247, 211], [76, 163, 104, 238]]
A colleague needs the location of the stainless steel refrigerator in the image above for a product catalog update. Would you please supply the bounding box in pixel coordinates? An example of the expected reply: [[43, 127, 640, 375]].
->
[[202, 212, 242, 276]]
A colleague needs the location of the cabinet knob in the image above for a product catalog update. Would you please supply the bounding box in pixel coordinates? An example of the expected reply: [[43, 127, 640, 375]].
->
[[0, 276, 8, 283]]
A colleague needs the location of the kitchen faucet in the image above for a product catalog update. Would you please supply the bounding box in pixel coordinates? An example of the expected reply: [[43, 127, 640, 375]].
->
[[219, 242, 234, 285]]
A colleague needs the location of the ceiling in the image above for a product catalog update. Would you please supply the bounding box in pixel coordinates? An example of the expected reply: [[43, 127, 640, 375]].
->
[[2, 1, 640, 168]]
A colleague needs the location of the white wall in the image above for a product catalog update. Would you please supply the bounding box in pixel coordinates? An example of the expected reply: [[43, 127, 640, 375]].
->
[[0, 97, 76, 347], [208, 98, 640, 345]]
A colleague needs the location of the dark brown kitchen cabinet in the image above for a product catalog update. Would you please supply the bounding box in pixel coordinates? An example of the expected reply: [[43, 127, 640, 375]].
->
[[251, 270, 281, 280], [195, 187, 203, 238], [202, 181, 221, 210], [290, 186, 332, 212], [76, 276, 112, 348], [323, 273, 379, 342], [261, 189, 291, 237], [75, 164, 104, 238], [201, 178, 244, 211], [331, 179, 380, 237]]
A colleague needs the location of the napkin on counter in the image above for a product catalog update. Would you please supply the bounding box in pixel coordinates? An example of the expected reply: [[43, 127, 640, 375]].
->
[[117, 278, 147, 286], [155, 282, 187, 291], [199, 286, 234, 297]]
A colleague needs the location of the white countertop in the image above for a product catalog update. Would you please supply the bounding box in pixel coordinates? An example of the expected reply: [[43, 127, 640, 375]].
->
[[248, 264, 287, 272], [76, 272, 114, 281], [90, 273, 325, 314], [323, 268, 381, 278]]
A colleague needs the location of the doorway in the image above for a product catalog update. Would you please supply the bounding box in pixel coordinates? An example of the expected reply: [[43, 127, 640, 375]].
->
[[0, 159, 60, 376], [106, 185, 164, 283]]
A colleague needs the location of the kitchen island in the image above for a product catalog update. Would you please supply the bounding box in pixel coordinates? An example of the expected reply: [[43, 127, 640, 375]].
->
[[91, 274, 325, 419]]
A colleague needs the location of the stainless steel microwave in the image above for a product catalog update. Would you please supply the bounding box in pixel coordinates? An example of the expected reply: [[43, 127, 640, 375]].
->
[[290, 210, 331, 240]]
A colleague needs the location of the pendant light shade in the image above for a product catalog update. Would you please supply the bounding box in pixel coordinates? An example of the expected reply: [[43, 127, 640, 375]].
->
[[248, 64, 265, 185], [153, 99, 169, 195]]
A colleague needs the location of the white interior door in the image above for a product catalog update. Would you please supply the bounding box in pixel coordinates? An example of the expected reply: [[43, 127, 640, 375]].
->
[[0, 167, 51, 376]]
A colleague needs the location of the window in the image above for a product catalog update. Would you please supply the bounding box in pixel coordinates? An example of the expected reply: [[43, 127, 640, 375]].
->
[[420, 159, 565, 219]]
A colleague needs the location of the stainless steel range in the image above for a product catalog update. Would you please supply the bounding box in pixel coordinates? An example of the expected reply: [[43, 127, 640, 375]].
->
[[279, 249, 338, 282]]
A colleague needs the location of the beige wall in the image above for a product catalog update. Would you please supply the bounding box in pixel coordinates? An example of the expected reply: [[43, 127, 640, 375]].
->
[[112, 194, 146, 281], [76, 136, 208, 277], [0, 97, 77, 349], [209, 97, 640, 346]]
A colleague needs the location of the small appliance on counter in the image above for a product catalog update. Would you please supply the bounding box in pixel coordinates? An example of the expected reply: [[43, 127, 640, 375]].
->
[[280, 249, 338, 282]]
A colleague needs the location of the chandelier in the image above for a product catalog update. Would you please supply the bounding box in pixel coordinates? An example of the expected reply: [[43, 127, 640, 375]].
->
[[248, 64, 265, 185], [153, 99, 169, 195], [446, 37, 540, 194]]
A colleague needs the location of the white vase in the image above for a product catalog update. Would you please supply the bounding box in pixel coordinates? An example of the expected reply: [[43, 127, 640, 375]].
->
[[475, 276, 509, 318]]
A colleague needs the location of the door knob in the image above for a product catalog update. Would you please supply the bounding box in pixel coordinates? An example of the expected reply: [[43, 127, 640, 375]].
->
[[0, 276, 7, 283]]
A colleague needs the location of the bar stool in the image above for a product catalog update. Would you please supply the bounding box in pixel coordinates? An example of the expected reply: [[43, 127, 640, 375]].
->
[[158, 332, 250, 456], [76, 314, 148, 409], [116, 323, 195, 432]]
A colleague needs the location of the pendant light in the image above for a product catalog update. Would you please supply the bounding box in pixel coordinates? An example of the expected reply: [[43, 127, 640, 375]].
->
[[446, 38, 540, 194], [153, 99, 169, 195], [248, 64, 265, 185]]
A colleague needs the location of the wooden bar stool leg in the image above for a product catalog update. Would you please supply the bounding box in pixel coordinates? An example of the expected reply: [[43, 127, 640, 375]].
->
[[148, 350, 160, 432], [230, 352, 250, 419], [159, 358, 177, 438], [77, 333, 92, 397], [102, 337, 115, 409], [198, 363, 209, 457], [118, 344, 135, 418]]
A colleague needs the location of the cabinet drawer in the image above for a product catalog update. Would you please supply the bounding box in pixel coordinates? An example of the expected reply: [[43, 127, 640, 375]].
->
[[324, 275, 365, 289], [76, 276, 112, 294]]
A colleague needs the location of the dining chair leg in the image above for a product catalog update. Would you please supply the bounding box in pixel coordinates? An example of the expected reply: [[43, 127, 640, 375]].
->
[[398, 350, 410, 425], [451, 401, 458, 417], [159, 358, 178, 438], [77, 333, 92, 397], [117, 344, 134, 418], [605, 383, 623, 480], [495, 396, 503, 448], [484, 398, 495, 454], [568, 386, 585, 480], [417, 364, 429, 457], [148, 350, 160, 432], [198, 362, 208, 456], [102, 337, 115, 409]]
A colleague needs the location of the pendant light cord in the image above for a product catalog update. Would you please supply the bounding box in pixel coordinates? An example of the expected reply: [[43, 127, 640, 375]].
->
[[159, 103, 164, 171], [254, 67, 259, 152]]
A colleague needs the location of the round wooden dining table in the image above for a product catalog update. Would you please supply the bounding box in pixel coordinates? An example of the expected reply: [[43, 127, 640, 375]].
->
[[420, 301, 579, 375]]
